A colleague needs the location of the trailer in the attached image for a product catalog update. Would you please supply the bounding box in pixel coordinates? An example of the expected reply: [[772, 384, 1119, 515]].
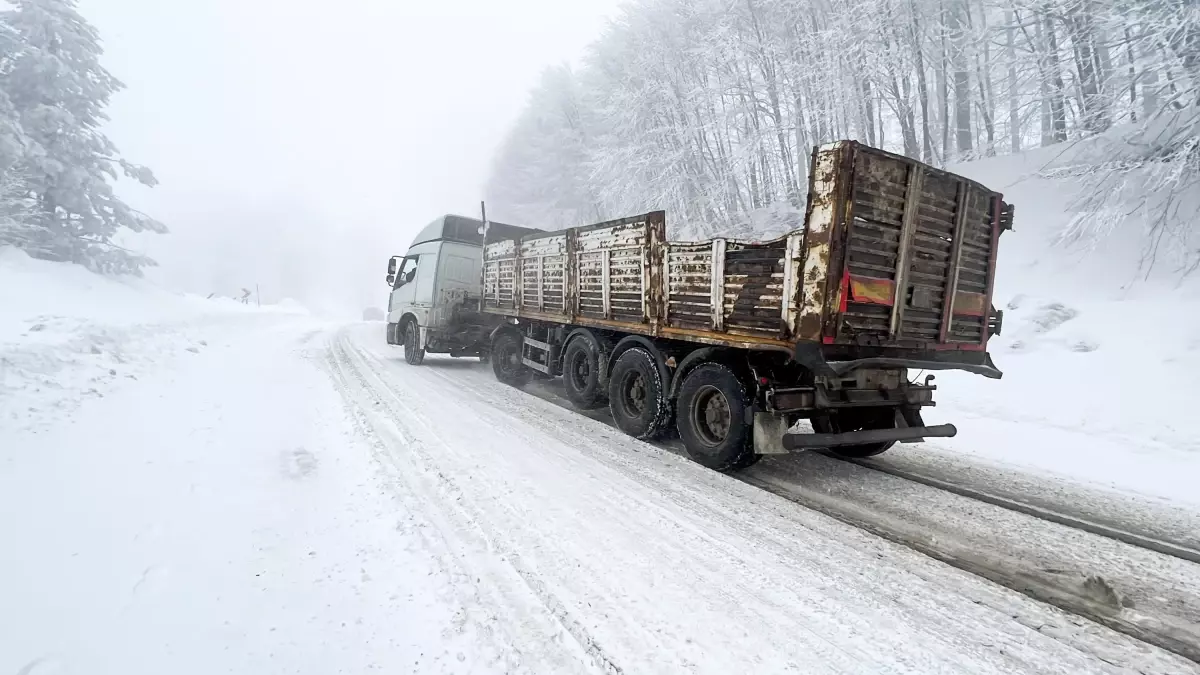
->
[[471, 141, 1009, 470]]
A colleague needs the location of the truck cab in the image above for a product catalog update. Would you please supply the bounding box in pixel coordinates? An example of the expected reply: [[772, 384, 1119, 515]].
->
[[385, 214, 538, 364]]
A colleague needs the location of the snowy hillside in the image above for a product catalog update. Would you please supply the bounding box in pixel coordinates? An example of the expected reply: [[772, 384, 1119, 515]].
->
[[0, 247, 308, 432]]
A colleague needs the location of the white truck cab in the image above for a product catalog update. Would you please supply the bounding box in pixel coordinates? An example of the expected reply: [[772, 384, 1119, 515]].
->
[[385, 214, 537, 364]]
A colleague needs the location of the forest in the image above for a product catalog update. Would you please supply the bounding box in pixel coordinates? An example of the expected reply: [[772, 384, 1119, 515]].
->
[[487, 0, 1200, 270]]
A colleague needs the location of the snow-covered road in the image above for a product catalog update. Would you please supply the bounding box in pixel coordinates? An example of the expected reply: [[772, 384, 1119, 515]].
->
[[327, 324, 1197, 674], [3, 317, 1198, 674]]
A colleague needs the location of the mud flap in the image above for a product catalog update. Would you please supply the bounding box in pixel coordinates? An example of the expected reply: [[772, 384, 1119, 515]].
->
[[753, 412, 790, 455]]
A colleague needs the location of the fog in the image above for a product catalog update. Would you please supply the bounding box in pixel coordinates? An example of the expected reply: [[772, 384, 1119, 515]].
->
[[83, 0, 621, 317]]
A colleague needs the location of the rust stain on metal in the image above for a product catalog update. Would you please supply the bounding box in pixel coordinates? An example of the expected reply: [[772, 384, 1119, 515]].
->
[[646, 211, 666, 327], [796, 142, 846, 341]]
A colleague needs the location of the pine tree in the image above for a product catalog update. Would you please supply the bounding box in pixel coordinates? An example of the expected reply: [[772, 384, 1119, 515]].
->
[[0, 0, 164, 274]]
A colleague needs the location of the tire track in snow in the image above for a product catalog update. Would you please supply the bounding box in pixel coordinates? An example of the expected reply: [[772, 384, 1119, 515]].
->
[[339, 326, 1200, 675], [486, 346, 1200, 665], [326, 333, 620, 675], [459, 348, 1200, 665]]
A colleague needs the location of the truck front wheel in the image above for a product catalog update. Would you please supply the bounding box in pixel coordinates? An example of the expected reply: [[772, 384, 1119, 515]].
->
[[675, 363, 757, 471], [811, 408, 896, 458], [403, 321, 425, 365], [491, 332, 530, 388]]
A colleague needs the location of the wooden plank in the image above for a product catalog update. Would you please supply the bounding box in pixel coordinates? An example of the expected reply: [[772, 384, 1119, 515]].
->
[[537, 256, 544, 311], [979, 195, 1001, 348], [601, 248, 611, 319], [939, 183, 971, 342], [889, 164, 925, 339]]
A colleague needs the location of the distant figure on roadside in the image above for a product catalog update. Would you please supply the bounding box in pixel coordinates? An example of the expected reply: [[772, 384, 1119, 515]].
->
[[240, 288, 251, 305]]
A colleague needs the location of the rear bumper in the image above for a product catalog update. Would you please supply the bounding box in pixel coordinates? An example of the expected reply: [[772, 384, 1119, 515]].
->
[[782, 423, 957, 450], [793, 342, 1003, 379]]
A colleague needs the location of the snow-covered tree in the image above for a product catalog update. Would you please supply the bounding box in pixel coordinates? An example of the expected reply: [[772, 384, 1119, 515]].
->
[[486, 66, 604, 229], [0, 0, 164, 274], [487, 0, 1200, 271]]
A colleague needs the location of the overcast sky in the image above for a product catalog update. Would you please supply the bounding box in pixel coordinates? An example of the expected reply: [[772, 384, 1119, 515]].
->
[[81, 0, 622, 316]]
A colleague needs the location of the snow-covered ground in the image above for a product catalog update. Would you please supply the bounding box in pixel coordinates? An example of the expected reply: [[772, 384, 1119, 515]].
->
[[6, 312, 1189, 674], [0, 247, 307, 433], [0, 253, 496, 673]]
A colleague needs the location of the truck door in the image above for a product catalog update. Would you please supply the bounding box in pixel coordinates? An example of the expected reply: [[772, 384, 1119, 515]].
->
[[413, 250, 437, 306], [389, 255, 421, 319]]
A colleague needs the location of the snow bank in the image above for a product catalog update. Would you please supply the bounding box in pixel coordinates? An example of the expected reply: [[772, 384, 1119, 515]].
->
[[0, 247, 309, 432], [918, 144, 1200, 505]]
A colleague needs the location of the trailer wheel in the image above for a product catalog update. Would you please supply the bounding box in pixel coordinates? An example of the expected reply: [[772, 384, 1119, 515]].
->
[[562, 338, 606, 409], [403, 321, 425, 365], [811, 408, 896, 458], [675, 363, 756, 471], [491, 332, 530, 388], [608, 348, 670, 439]]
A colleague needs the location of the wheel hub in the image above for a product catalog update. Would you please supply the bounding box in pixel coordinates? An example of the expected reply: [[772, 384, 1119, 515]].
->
[[692, 386, 731, 447], [572, 353, 590, 387], [624, 373, 646, 415]]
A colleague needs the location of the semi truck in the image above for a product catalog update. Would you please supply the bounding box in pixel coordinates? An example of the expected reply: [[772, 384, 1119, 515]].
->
[[386, 141, 1011, 471]]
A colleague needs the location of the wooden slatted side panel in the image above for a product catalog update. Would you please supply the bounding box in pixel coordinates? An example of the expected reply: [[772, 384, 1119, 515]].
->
[[844, 150, 907, 338], [610, 245, 644, 322], [945, 189, 996, 344], [518, 234, 568, 316], [836, 144, 1001, 349], [902, 169, 959, 341], [666, 242, 713, 330], [483, 239, 518, 311], [496, 260, 516, 309], [483, 259, 499, 308], [723, 240, 786, 338], [576, 249, 606, 318], [574, 218, 650, 322], [835, 144, 1003, 348], [520, 257, 538, 311]]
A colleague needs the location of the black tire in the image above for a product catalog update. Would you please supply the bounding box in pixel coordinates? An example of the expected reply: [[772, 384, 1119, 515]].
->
[[811, 408, 896, 458], [675, 363, 757, 471], [491, 332, 530, 388], [562, 337, 606, 409], [607, 348, 670, 440], [730, 449, 762, 470], [403, 321, 425, 365]]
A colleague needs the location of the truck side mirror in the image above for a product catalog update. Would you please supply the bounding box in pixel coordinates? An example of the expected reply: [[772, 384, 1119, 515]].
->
[[386, 274, 396, 286], [387, 257, 399, 275]]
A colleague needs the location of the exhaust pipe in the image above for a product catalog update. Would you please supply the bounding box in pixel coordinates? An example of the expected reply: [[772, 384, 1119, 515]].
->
[[782, 423, 957, 451]]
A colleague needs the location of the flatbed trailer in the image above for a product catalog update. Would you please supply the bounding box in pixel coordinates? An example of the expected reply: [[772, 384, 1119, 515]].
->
[[476, 140, 1011, 470]]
